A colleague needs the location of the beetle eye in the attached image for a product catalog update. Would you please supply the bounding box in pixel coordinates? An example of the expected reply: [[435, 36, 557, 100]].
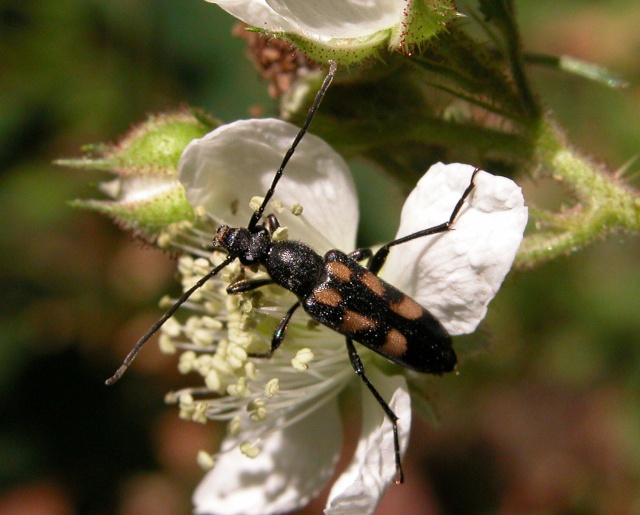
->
[[213, 225, 231, 246]]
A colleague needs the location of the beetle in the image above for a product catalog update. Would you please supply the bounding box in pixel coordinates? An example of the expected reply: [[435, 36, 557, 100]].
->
[[106, 60, 478, 484]]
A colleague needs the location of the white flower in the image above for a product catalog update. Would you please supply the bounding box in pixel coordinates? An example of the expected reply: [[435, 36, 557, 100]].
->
[[204, 0, 459, 64], [166, 118, 527, 514]]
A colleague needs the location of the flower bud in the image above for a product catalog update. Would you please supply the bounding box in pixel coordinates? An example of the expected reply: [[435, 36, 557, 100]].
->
[[63, 110, 219, 242], [208, 0, 459, 65]]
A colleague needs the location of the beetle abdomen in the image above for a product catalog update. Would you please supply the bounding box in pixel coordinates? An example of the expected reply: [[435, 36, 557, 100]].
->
[[303, 250, 456, 374]]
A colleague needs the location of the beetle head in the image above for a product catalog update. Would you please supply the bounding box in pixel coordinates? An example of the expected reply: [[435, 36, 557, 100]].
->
[[214, 224, 270, 265]]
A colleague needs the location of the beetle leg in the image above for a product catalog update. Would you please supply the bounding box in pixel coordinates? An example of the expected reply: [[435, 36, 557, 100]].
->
[[347, 248, 373, 262], [248, 61, 337, 231], [346, 337, 404, 484], [227, 277, 274, 294], [270, 301, 301, 355], [250, 301, 302, 358], [264, 214, 280, 236], [368, 169, 479, 274]]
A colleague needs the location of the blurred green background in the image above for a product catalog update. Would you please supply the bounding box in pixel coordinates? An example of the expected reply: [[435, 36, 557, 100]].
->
[[1, 1, 639, 514]]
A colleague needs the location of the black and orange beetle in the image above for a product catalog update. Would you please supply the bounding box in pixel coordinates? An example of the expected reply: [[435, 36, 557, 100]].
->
[[107, 61, 479, 483]]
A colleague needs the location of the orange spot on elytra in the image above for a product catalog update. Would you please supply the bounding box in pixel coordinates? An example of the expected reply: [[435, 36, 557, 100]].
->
[[327, 261, 352, 282], [381, 328, 408, 357], [314, 287, 342, 307], [390, 296, 424, 320], [361, 270, 385, 297], [340, 310, 378, 333]]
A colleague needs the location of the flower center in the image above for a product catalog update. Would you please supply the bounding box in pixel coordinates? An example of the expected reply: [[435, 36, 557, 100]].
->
[[159, 219, 354, 469]]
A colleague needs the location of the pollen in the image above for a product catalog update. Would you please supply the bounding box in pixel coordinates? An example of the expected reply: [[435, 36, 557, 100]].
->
[[249, 196, 264, 212], [247, 397, 265, 411], [239, 299, 254, 313], [272, 226, 289, 241], [228, 416, 241, 437], [178, 351, 197, 374], [192, 327, 216, 346], [158, 216, 357, 480], [164, 391, 178, 404], [192, 405, 208, 424], [291, 348, 314, 371], [162, 317, 182, 337], [244, 362, 258, 380], [240, 442, 261, 459], [270, 199, 285, 213], [197, 450, 216, 471], [158, 334, 177, 354], [221, 259, 242, 283], [201, 316, 223, 330], [193, 257, 212, 275], [227, 345, 248, 369], [212, 351, 235, 375], [194, 354, 214, 376], [227, 377, 251, 398], [178, 393, 208, 424], [265, 378, 280, 397], [205, 370, 221, 392], [250, 407, 268, 422], [291, 203, 303, 216], [158, 294, 174, 309], [157, 232, 171, 248], [248, 397, 268, 421], [180, 393, 194, 407]]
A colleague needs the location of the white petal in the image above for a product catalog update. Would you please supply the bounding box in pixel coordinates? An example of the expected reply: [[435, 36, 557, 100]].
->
[[206, 0, 300, 34], [266, 0, 402, 39], [325, 370, 410, 515], [194, 399, 342, 515], [179, 118, 358, 252], [207, 0, 402, 40], [382, 163, 528, 335]]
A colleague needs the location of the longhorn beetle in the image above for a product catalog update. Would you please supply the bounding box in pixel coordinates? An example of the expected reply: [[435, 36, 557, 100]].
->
[[106, 60, 479, 484]]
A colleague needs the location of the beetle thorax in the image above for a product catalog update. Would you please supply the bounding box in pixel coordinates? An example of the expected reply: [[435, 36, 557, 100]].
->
[[265, 240, 324, 298]]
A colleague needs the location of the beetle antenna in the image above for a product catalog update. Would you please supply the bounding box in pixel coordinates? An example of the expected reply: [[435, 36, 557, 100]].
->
[[248, 60, 337, 230], [105, 254, 234, 385]]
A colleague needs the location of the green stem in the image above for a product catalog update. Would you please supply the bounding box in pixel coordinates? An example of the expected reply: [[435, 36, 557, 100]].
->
[[313, 115, 530, 160], [524, 52, 628, 89], [516, 119, 640, 268], [498, 0, 540, 121]]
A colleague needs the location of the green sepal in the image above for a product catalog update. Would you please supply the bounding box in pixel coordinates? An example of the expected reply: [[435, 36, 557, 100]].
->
[[70, 183, 194, 242], [106, 110, 219, 174], [261, 28, 389, 67], [389, 0, 459, 53]]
